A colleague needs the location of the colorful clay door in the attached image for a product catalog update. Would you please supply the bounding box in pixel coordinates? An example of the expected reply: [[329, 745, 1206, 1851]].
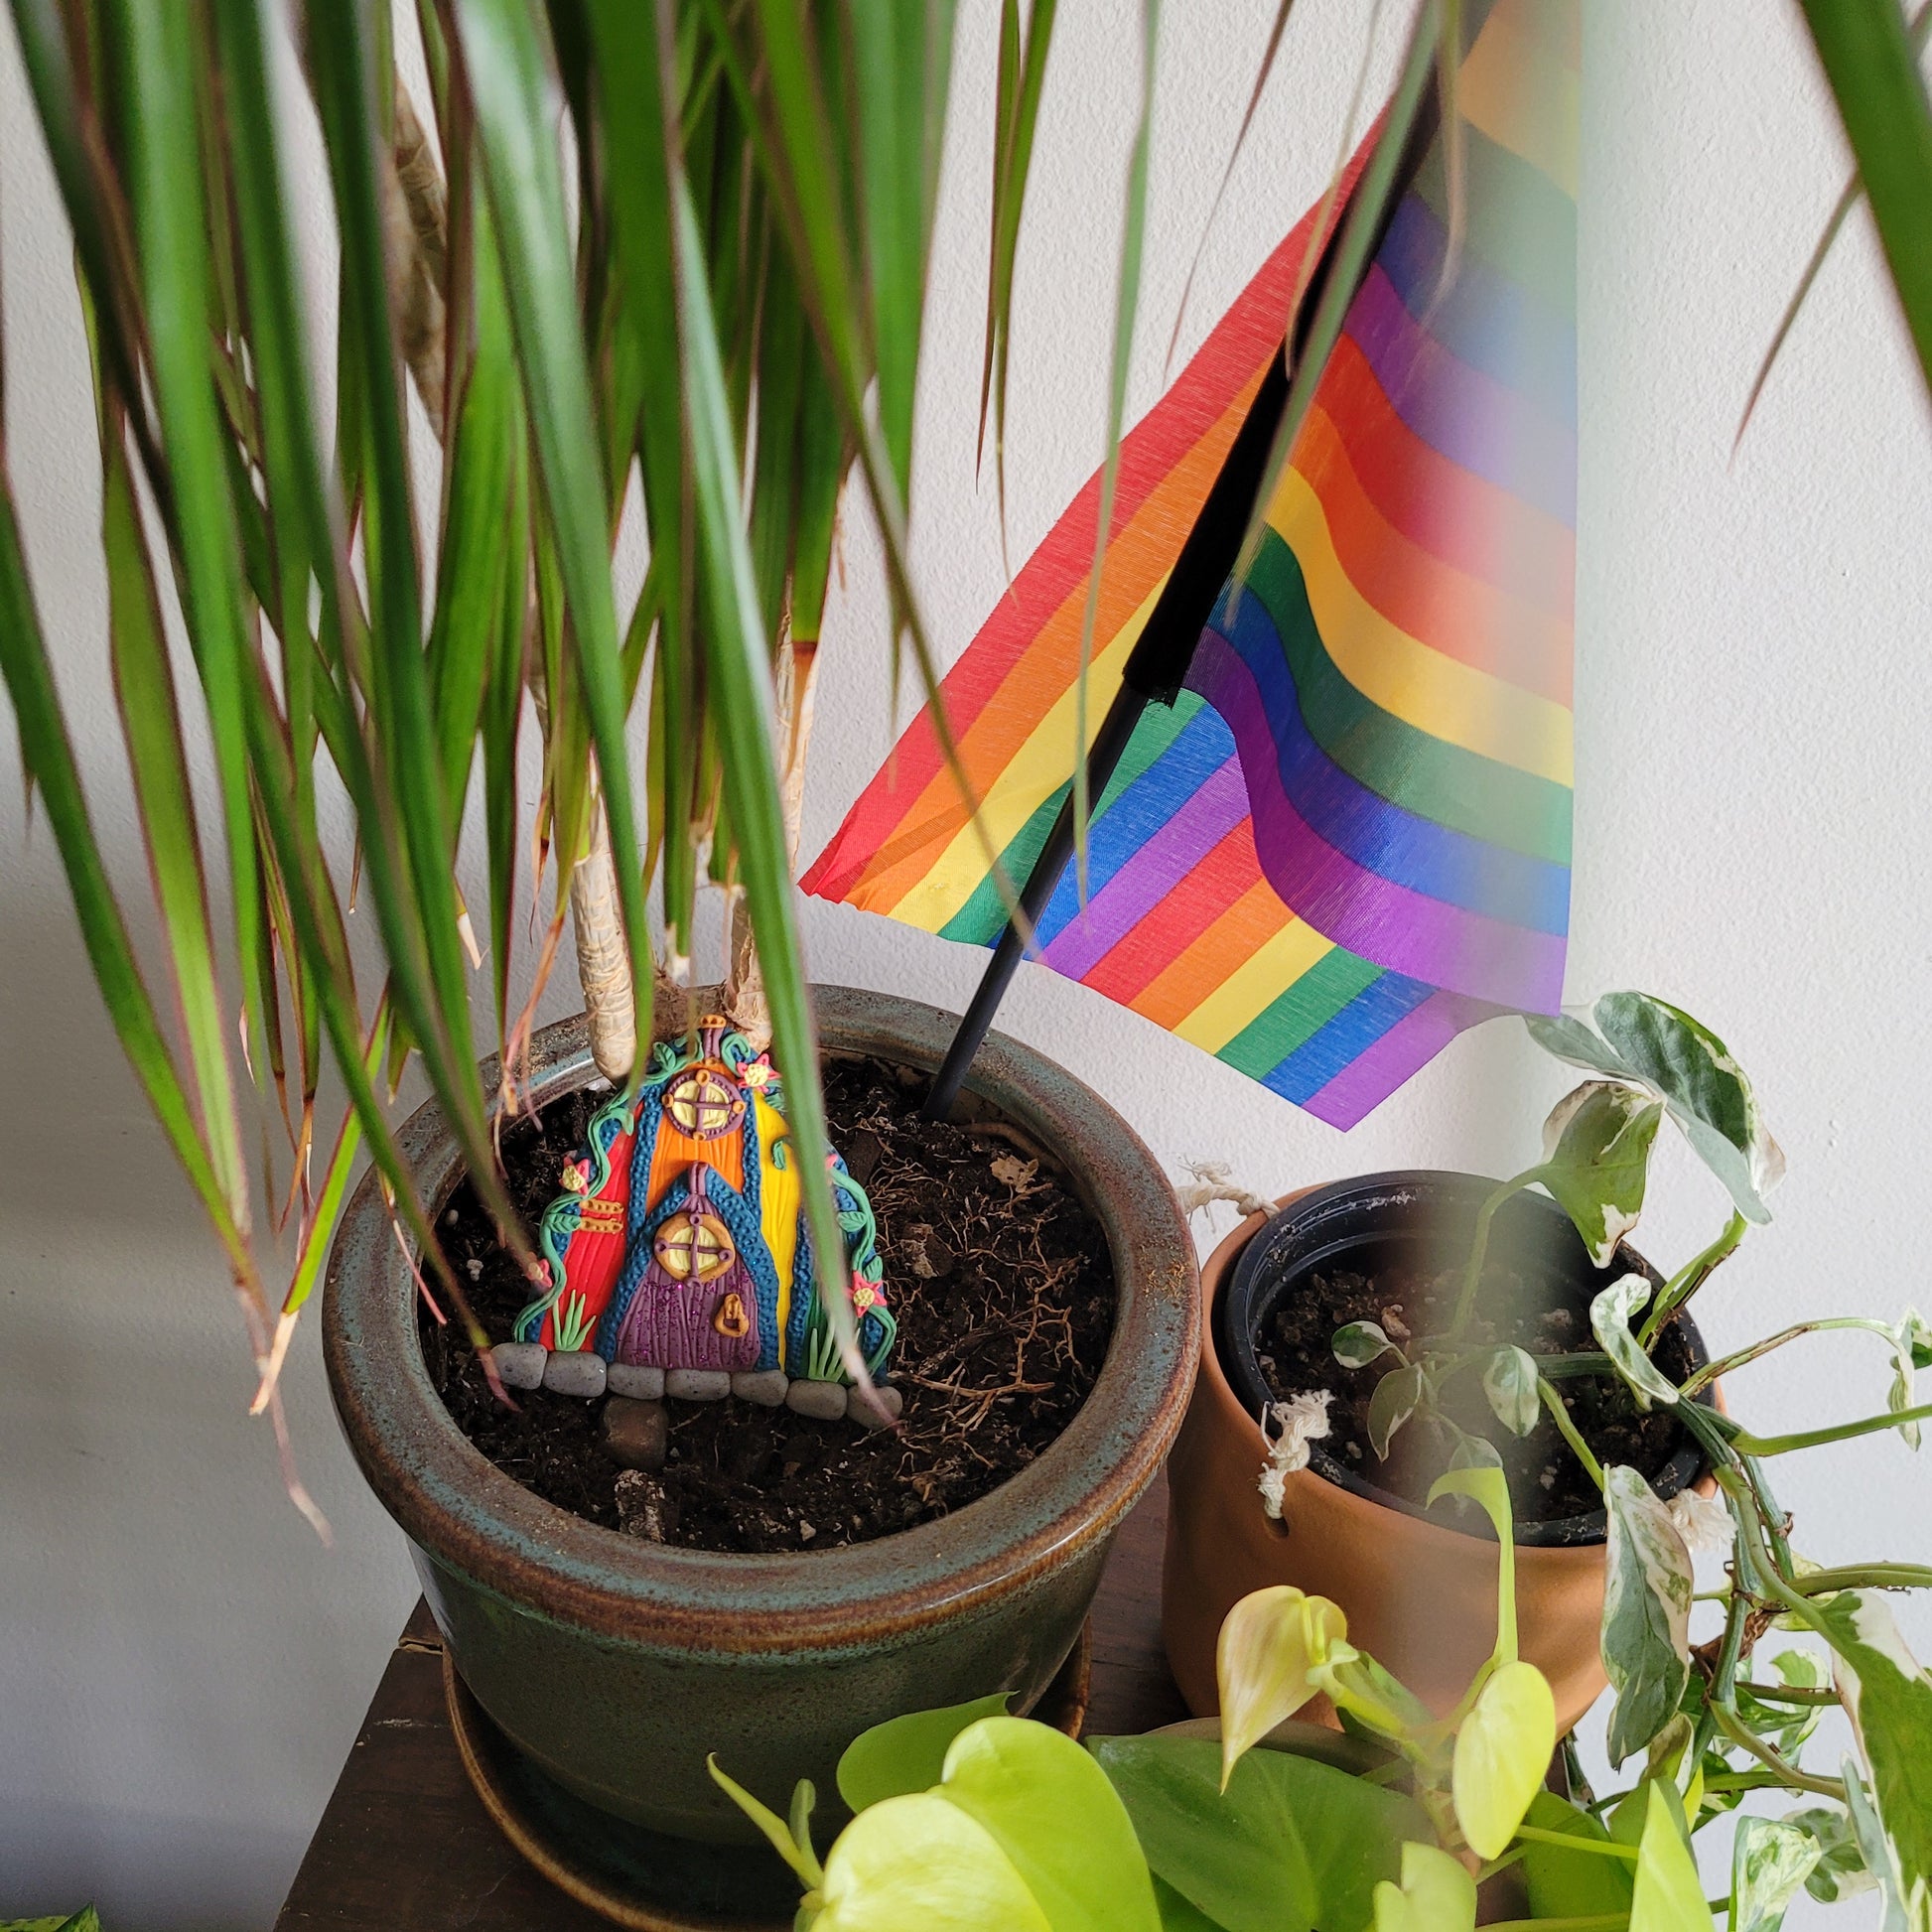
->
[[614, 1166, 761, 1372]]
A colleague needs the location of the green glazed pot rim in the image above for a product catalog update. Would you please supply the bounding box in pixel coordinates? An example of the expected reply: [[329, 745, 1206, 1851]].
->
[[323, 986, 1199, 1655]]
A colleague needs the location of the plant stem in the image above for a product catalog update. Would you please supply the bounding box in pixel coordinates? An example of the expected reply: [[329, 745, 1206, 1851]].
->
[[1536, 1351, 1614, 1380], [1638, 1210, 1746, 1348], [1511, 1826, 1638, 1862], [1732, 1681, 1839, 1707], [1730, 1401, 1932, 1457], [1449, 1171, 1541, 1340], [1708, 1703, 1846, 1799], [1682, 1316, 1901, 1398], [1539, 1376, 1606, 1491], [570, 790, 636, 1082], [1791, 1563, 1932, 1594]]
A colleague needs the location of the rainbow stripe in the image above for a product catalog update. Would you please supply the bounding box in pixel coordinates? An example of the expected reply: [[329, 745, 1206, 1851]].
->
[[804, 0, 1578, 1127]]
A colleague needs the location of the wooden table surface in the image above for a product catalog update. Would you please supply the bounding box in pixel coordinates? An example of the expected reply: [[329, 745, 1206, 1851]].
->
[[274, 1470, 1186, 1929]]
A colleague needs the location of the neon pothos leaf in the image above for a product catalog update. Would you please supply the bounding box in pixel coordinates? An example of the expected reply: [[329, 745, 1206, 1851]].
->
[[1536, 1081, 1663, 1266], [1214, 1586, 1346, 1786], [1813, 1591, 1932, 1927], [816, 1791, 1050, 1932], [837, 1695, 1011, 1814], [1629, 1783, 1709, 1932], [1372, 1842, 1476, 1932], [938, 1718, 1162, 1932], [1600, 1464, 1694, 1768], [1452, 1659, 1556, 1860]]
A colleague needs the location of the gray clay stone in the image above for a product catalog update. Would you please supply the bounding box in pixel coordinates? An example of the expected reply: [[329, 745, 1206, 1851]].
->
[[542, 1349, 609, 1399], [732, 1369, 790, 1408], [851, 1382, 903, 1429], [665, 1367, 732, 1402], [490, 1342, 547, 1391], [607, 1362, 666, 1401], [602, 1396, 668, 1472], [785, 1378, 848, 1422]]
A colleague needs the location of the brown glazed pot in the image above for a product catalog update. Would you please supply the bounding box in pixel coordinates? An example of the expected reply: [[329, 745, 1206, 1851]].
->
[[1164, 1179, 1708, 1737], [325, 989, 1197, 1844]]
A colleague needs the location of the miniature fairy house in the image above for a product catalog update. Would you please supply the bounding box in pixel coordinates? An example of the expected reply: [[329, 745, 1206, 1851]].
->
[[513, 1020, 894, 1392]]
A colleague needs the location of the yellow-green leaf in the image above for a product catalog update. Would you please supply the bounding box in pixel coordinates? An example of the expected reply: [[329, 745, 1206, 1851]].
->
[[1215, 1586, 1346, 1788], [1451, 1660, 1556, 1860], [816, 1791, 1051, 1932]]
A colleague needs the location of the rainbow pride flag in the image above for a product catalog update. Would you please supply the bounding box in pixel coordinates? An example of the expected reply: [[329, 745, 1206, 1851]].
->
[[804, 0, 1578, 1128]]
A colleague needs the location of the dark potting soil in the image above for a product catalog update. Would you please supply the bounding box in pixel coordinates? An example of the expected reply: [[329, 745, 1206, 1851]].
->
[[420, 1055, 1115, 1553], [1256, 1261, 1699, 1524]]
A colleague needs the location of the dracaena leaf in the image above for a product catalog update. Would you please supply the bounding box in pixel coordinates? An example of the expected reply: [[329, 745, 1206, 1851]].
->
[[1452, 1660, 1557, 1860], [1590, 1276, 1683, 1411], [1214, 1586, 1345, 1787], [1600, 1465, 1694, 1768], [1536, 1081, 1663, 1267], [1481, 1344, 1541, 1439]]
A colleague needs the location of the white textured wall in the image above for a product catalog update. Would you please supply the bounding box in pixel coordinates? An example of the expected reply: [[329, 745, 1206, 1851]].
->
[[3, 4, 1928, 1926]]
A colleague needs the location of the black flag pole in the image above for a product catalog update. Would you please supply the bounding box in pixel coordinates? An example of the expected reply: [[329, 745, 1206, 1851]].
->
[[919, 71, 1452, 1126], [920, 350, 1291, 1122]]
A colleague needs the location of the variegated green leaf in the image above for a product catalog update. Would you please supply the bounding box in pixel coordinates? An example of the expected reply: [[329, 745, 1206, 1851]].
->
[[1731, 1816, 1821, 1932], [1536, 1081, 1663, 1266], [1481, 1345, 1541, 1439], [1784, 1803, 1877, 1904], [1813, 1593, 1932, 1929], [1368, 1365, 1423, 1459], [1601, 1464, 1694, 1767], [1594, 993, 1784, 1224], [1333, 1320, 1398, 1370], [1591, 1276, 1683, 1411]]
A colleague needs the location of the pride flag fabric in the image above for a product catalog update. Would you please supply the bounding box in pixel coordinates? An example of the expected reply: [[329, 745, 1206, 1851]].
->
[[804, 0, 1578, 1127]]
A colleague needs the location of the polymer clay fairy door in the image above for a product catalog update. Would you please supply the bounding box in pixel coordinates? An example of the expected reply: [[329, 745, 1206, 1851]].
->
[[515, 1018, 895, 1388]]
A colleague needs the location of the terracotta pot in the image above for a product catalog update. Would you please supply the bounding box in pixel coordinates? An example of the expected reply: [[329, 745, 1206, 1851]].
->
[[1163, 1175, 1710, 1736], [325, 990, 1198, 1843]]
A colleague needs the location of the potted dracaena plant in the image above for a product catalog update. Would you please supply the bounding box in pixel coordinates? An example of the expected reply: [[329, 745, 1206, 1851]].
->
[[717, 1381, 1932, 1932], [5, 0, 1932, 1890], [0, 0, 1210, 1867]]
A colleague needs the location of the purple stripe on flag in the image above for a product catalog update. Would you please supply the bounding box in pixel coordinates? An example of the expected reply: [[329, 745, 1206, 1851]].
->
[[1040, 754, 1249, 981], [1190, 630, 1566, 1013], [1300, 989, 1492, 1129], [1345, 267, 1577, 527]]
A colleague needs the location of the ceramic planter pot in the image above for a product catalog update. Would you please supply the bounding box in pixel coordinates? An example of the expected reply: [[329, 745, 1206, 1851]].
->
[[325, 989, 1197, 1844], [1163, 1173, 1710, 1736]]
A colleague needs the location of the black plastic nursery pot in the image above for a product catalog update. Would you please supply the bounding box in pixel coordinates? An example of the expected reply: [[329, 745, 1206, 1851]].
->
[[323, 989, 1198, 1857], [1164, 1173, 1713, 1734]]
